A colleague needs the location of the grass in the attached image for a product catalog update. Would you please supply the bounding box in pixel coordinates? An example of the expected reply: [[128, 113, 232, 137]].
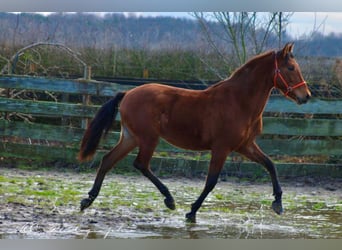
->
[[0, 172, 85, 210], [1, 169, 341, 214]]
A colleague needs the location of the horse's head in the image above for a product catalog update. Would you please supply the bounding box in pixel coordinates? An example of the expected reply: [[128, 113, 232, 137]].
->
[[274, 43, 311, 104]]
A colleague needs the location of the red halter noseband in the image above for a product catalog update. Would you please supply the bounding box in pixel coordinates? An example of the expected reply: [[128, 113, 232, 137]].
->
[[273, 54, 307, 96]]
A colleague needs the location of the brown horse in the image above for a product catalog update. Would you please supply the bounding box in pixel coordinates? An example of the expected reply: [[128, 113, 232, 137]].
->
[[78, 43, 311, 222]]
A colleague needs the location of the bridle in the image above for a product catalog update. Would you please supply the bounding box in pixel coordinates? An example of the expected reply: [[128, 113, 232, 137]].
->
[[273, 53, 307, 96]]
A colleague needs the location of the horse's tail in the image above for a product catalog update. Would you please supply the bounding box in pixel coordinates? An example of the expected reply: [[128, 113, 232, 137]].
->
[[78, 91, 126, 162]]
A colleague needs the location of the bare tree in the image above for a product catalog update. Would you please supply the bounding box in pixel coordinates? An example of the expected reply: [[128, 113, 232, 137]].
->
[[276, 12, 293, 49], [193, 12, 293, 78]]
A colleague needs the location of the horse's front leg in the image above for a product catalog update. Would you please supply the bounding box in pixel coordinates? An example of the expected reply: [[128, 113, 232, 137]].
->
[[186, 150, 228, 222], [237, 141, 283, 215]]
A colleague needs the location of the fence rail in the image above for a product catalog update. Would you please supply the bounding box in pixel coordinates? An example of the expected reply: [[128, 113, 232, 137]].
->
[[1, 75, 342, 178]]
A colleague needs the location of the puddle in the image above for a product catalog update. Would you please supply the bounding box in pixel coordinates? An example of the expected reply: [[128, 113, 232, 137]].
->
[[0, 169, 341, 239]]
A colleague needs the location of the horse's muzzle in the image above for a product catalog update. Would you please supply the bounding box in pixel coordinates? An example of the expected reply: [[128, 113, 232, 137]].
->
[[297, 93, 311, 105]]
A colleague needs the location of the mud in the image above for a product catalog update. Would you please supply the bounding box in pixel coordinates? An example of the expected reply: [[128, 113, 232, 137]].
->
[[0, 168, 341, 239]]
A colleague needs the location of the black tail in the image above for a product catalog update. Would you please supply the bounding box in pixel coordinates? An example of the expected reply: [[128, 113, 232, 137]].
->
[[78, 91, 126, 162]]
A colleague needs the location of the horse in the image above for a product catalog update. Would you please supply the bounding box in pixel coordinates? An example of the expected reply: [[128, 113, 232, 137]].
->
[[78, 43, 311, 222]]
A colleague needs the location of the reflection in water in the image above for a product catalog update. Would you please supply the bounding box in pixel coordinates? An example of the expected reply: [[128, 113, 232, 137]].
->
[[1, 205, 341, 239], [74, 208, 342, 239]]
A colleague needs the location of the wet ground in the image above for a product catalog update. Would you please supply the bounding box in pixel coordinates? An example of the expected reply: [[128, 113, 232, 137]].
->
[[0, 168, 341, 239]]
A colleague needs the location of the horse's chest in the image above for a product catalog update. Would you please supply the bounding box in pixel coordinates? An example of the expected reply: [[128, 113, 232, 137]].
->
[[220, 118, 262, 147], [239, 119, 262, 144]]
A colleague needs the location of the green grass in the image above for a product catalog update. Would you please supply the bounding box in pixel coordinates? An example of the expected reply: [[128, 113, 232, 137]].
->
[[312, 202, 326, 210], [1, 170, 338, 216]]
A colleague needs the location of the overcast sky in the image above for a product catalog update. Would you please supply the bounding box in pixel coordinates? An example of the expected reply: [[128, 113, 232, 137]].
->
[[96, 12, 339, 37], [30, 11, 342, 37], [289, 12, 342, 36], [123, 12, 342, 37]]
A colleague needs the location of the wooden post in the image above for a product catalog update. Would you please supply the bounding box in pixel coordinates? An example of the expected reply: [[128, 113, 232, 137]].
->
[[7, 61, 12, 75], [81, 66, 92, 129], [4, 88, 10, 120], [85, 66, 91, 80], [61, 93, 70, 126], [143, 68, 149, 78]]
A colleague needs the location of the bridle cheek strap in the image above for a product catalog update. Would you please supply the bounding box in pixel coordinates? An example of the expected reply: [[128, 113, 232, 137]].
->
[[273, 56, 307, 96]]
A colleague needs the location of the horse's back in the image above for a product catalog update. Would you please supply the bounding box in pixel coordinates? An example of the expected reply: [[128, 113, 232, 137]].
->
[[120, 83, 205, 113], [119, 83, 214, 150]]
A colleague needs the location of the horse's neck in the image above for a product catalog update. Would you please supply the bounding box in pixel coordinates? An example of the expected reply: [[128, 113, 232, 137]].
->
[[221, 58, 274, 118]]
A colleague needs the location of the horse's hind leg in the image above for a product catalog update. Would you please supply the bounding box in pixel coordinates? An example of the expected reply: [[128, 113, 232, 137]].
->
[[133, 138, 175, 210], [80, 127, 137, 211]]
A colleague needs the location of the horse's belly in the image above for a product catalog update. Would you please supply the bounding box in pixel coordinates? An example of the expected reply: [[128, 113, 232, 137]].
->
[[161, 133, 210, 151], [160, 120, 211, 150]]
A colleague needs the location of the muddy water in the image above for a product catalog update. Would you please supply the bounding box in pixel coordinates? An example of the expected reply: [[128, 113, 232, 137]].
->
[[0, 169, 341, 239]]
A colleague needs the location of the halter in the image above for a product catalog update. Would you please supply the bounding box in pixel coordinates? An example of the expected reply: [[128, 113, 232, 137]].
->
[[273, 53, 307, 96]]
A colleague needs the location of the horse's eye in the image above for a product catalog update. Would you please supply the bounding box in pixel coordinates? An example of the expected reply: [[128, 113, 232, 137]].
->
[[288, 65, 295, 71]]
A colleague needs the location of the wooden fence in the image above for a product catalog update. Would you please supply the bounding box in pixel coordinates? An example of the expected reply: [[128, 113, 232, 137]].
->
[[1, 75, 342, 178]]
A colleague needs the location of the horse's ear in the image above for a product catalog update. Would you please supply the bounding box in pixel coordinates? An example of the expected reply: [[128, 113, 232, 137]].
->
[[288, 42, 294, 52], [282, 42, 294, 57]]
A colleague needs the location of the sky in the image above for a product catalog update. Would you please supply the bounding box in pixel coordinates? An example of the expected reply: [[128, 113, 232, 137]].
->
[[118, 12, 342, 37], [289, 12, 342, 36], [31, 11, 342, 37]]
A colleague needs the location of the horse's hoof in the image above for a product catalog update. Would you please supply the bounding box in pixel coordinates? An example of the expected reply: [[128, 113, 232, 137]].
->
[[164, 198, 176, 210], [272, 200, 284, 215], [185, 212, 196, 223], [80, 198, 93, 211]]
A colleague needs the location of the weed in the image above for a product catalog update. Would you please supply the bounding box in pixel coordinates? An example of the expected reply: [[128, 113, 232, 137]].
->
[[260, 199, 272, 206], [312, 202, 326, 211], [6, 195, 27, 206], [214, 193, 224, 200], [158, 152, 169, 157], [335, 204, 342, 211], [26, 178, 33, 185]]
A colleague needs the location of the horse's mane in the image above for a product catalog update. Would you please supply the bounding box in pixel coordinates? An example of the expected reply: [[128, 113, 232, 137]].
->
[[230, 50, 274, 78], [208, 50, 275, 89]]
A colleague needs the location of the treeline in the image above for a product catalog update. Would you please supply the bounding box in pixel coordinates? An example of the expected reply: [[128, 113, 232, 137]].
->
[[1, 12, 342, 56], [0, 45, 227, 80], [0, 12, 342, 86], [0, 12, 202, 51], [0, 12, 224, 80]]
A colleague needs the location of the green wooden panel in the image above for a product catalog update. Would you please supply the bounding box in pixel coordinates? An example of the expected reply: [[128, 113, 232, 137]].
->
[[156, 138, 342, 156], [1, 76, 341, 172], [0, 141, 136, 165], [0, 141, 79, 162], [222, 162, 342, 178], [0, 120, 120, 148], [1, 76, 341, 115], [1, 142, 341, 178], [0, 97, 99, 118], [262, 117, 342, 136], [1, 120, 341, 156], [2, 117, 341, 146], [265, 96, 342, 115], [0, 76, 133, 96], [256, 138, 342, 156], [0, 120, 85, 145]]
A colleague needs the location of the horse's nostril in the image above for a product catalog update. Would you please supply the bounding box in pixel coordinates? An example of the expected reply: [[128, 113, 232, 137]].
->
[[298, 99, 308, 104], [297, 96, 309, 105]]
